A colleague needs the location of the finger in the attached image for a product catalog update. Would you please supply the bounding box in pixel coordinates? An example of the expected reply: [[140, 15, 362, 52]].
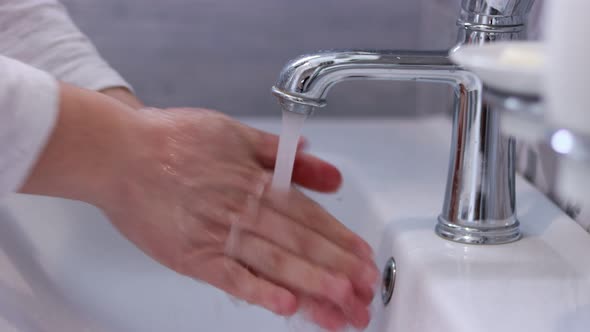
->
[[189, 256, 298, 316], [249, 127, 340, 192], [230, 231, 365, 318], [300, 297, 348, 331], [303, 295, 370, 330], [297, 136, 309, 151], [264, 188, 374, 261], [291, 152, 342, 192], [250, 129, 306, 165], [240, 206, 378, 304]]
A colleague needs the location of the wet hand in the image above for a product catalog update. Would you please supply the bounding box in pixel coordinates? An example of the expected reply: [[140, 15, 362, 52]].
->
[[96, 108, 378, 330]]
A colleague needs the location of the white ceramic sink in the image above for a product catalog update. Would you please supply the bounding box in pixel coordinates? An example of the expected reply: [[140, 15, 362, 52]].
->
[[0, 116, 589, 332]]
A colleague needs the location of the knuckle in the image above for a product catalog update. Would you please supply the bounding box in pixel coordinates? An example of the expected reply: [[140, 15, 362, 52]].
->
[[238, 168, 270, 197], [296, 229, 319, 258], [220, 169, 268, 207], [265, 247, 286, 272], [204, 221, 232, 245]]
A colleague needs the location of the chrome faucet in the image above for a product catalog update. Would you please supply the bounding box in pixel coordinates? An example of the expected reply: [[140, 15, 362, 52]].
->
[[272, 0, 536, 245]]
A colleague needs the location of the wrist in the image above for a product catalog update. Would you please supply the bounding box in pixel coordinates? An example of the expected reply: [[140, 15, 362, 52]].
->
[[20, 83, 146, 207], [100, 87, 144, 110]]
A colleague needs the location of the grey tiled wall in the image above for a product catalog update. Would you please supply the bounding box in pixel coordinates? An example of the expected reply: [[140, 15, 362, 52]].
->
[[61, 0, 463, 117]]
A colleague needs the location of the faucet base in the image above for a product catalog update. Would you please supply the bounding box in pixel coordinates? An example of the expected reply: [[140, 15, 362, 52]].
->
[[435, 217, 521, 245]]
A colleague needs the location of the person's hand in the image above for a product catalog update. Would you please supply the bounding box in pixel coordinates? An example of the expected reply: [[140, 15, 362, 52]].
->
[[98, 108, 378, 330], [100, 87, 144, 110], [21, 83, 377, 330]]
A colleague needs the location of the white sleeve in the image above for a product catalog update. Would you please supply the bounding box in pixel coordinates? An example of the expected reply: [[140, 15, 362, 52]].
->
[[0, 55, 59, 195], [0, 0, 132, 92]]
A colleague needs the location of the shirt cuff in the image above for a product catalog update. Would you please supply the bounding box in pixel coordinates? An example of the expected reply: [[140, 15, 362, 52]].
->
[[0, 56, 59, 195], [50, 57, 134, 93]]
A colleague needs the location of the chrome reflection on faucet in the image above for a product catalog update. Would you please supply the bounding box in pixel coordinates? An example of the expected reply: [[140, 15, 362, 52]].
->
[[272, 0, 535, 245]]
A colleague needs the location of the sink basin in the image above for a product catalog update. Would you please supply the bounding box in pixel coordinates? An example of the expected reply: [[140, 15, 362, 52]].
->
[[0, 116, 589, 332]]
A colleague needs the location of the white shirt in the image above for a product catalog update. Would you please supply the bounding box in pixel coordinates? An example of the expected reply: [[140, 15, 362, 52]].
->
[[0, 0, 130, 195]]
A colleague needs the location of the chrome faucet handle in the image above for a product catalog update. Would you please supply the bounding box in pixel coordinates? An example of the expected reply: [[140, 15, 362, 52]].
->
[[456, 0, 536, 45], [461, 0, 536, 19]]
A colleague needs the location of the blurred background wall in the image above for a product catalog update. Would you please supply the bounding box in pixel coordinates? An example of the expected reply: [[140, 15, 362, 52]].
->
[[61, 0, 542, 117], [60, 0, 463, 117]]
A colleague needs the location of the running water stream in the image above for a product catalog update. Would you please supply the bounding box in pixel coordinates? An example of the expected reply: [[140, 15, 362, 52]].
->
[[271, 110, 363, 332], [271, 110, 307, 190]]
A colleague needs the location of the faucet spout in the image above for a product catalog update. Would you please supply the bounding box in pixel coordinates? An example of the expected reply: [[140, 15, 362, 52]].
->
[[272, 51, 480, 116]]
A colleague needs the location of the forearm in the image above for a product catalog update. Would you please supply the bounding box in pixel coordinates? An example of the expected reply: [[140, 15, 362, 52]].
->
[[20, 83, 143, 205]]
